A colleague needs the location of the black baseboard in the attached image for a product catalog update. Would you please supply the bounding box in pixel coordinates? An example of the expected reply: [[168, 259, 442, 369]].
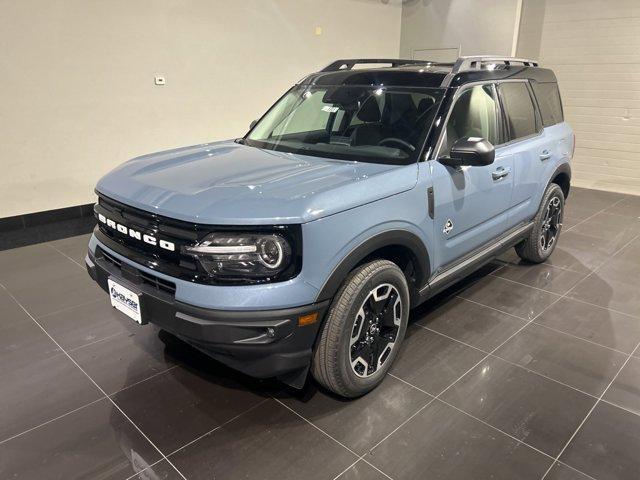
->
[[0, 203, 96, 251]]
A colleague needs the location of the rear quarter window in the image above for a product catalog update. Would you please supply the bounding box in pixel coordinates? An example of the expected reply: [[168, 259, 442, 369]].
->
[[497, 82, 538, 140], [531, 81, 564, 127]]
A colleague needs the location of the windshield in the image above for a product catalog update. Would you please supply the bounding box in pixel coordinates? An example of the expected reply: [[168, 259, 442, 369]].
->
[[244, 85, 444, 164]]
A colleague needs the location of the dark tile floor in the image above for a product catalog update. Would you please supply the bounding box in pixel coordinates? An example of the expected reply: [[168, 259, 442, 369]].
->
[[1, 187, 639, 480]]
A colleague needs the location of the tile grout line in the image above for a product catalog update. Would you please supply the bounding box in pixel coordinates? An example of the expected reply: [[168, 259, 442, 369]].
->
[[425, 310, 632, 359], [48, 243, 86, 270], [35, 297, 106, 320], [563, 197, 626, 234], [386, 338, 615, 480], [563, 295, 640, 321], [161, 397, 271, 458], [461, 230, 640, 336], [495, 256, 585, 275], [486, 271, 576, 295], [426, 231, 640, 480], [4, 207, 633, 478], [332, 458, 365, 480], [454, 295, 532, 322], [554, 232, 640, 303], [122, 458, 171, 480], [0, 397, 107, 446], [367, 293, 567, 458], [66, 330, 129, 353], [418, 323, 640, 418], [396, 198, 636, 452], [529, 321, 632, 356], [488, 252, 640, 316], [540, 339, 640, 480], [0, 282, 189, 480], [0, 362, 183, 446], [273, 397, 396, 480], [370, 298, 556, 454], [388, 372, 561, 462], [555, 461, 600, 480], [368, 233, 640, 475], [109, 365, 181, 396], [479, 271, 640, 322], [534, 233, 640, 480]]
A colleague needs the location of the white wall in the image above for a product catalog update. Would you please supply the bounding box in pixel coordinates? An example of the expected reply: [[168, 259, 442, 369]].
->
[[0, 0, 402, 217], [538, 0, 640, 195], [400, 0, 520, 59], [516, 0, 546, 60]]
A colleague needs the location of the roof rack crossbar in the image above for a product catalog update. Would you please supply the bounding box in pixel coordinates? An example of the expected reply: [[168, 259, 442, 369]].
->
[[451, 55, 539, 74], [320, 58, 435, 72]]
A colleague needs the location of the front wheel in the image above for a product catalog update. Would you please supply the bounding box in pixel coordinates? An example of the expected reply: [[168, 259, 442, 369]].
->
[[311, 260, 409, 398], [515, 183, 565, 263]]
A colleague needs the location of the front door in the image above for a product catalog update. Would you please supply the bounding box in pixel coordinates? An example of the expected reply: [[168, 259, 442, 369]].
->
[[430, 83, 514, 269]]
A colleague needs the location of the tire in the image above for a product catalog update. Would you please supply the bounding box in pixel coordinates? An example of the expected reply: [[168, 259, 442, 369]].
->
[[311, 259, 410, 398], [515, 183, 565, 263]]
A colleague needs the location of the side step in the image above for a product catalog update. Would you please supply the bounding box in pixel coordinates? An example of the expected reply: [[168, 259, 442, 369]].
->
[[419, 222, 534, 301]]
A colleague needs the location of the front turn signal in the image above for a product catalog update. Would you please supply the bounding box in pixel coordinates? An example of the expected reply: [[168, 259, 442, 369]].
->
[[298, 312, 318, 326]]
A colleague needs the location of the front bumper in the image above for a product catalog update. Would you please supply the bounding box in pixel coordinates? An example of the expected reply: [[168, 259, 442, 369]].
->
[[86, 247, 329, 382]]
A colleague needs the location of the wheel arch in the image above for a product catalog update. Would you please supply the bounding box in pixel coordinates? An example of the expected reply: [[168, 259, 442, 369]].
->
[[316, 230, 431, 308], [550, 162, 571, 199]]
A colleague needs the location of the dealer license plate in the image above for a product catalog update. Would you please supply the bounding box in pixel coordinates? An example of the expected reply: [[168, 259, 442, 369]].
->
[[108, 278, 144, 324]]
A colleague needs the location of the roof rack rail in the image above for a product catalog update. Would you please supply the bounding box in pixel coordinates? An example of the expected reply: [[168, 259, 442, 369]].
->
[[451, 55, 539, 74], [320, 58, 431, 72]]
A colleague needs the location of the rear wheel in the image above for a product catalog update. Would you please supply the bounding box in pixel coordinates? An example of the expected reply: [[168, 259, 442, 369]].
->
[[515, 183, 565, 263], [311, 260, 409, 398]]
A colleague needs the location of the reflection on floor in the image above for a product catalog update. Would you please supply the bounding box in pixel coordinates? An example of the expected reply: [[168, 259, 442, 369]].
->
[[1, 187, 639, 480]]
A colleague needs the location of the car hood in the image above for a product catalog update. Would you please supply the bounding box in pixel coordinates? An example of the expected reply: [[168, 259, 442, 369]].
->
[[96, 141, 418, 225]]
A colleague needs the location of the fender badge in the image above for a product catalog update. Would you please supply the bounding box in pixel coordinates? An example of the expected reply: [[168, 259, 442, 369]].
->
[[443, 219, 454, 235]]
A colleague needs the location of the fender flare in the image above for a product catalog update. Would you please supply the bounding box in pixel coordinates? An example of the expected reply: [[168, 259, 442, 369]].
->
[[549, 162, 572, 198], [316, 229, 431, 304]]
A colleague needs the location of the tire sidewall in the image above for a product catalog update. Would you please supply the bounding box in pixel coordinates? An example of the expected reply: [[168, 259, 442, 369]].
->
[[333, 263, 409, 394], [533, 184, 565, 260]]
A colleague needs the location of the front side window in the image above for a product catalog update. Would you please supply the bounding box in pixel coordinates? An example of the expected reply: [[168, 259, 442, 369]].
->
[[245, 85, 444, 164], [498, 82, 538, 140], [441, 84, 499, 156]]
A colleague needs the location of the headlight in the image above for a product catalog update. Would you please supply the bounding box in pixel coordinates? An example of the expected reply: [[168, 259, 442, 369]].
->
[[183, 232, 295, 281]]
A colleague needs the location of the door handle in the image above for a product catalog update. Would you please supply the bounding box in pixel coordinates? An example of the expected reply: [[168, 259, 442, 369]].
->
[[492, 167, 511, 180], [540, 150, 552, 161]]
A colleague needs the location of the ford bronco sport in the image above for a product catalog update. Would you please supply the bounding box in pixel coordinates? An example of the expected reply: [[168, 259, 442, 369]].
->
[[86, 56, 573, 398]]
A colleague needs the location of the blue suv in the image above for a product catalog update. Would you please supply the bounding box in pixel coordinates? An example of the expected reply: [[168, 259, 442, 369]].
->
[[86, 56, 573, 397]]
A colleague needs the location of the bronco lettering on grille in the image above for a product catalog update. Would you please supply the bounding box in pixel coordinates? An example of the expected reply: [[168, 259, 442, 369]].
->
[[98, 213, 176, 252]]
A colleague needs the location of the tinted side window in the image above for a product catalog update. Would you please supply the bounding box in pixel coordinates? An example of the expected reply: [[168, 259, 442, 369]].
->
[[442, 84, 499, 155], [531, 81, 564, 126], [498, 82, 537, 140]]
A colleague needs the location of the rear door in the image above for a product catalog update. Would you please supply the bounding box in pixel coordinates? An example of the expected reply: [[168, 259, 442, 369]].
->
[[497, 81, 554, 226], [430, 83, 515, 268]]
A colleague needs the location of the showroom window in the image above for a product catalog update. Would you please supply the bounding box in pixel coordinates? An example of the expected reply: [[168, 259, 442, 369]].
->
[[498, 82, 538, 140], [441, 84, 499, 155]]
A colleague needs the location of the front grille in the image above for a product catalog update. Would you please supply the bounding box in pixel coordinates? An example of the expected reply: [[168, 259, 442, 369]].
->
[[94, 194, 212, 283], [94, 193, 303, 285], [97, 246, 177, 295]]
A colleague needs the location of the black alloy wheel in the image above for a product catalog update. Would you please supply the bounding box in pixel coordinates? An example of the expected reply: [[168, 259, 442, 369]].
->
[[349, 283, 402, 378]]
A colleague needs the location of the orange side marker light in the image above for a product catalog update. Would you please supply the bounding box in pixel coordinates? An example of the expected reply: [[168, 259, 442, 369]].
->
[[298, 312, 318, 326]]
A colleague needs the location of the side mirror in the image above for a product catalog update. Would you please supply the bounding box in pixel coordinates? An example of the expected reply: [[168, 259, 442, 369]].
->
[[440, 137, 495, 168], [249, 119, 258, 130]]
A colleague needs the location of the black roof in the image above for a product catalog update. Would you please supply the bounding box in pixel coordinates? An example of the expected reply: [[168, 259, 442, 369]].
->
[[300, 57, 557, 89]]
